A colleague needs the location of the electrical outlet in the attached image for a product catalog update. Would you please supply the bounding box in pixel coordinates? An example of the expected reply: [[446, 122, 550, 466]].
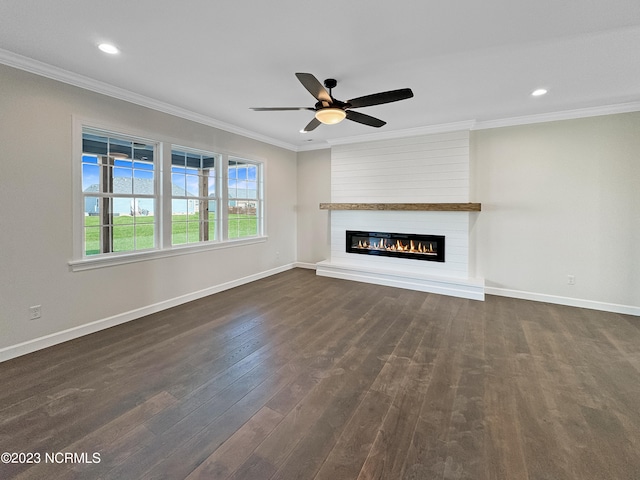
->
[[29, 305, 42, 320], [567, 275, 575, 285]]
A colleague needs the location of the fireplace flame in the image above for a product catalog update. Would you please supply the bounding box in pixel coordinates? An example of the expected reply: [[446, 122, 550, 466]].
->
[[353, 238, 436, 255]]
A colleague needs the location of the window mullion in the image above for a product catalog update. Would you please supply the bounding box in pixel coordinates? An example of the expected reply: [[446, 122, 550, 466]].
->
[[220, 154, 229, 241], [100, 155, 114, 253], [200, 171, 208, 242], [160, 142, 172, 249]]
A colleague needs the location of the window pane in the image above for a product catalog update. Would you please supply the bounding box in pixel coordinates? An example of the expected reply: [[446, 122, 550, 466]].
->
[[114, 211, 134, 226], [134, 161, 153, 170], [84, 227, 101, 256], [114, 159, 132, 168], [112, 198, 131, 216], [113, 167, 132, 194], [172, 199, 188, 245], [81, 127, 157, 257], [171, 147, 217, 245], [133, 168, 154, 195], [135, 224, 154, 250], [109, 137, 133, 159], [171, 151, 186, 166], [113, 225, 135, 252], [226, 159, 261, 239], [172, 172, 186, 194], [172, 220, 187, 245], [187, 222, 200, 243], [83, 133, 108, 156], [228, 184, 237, 200], [228, 217, 239, 239], [202, 156, 215, 169], [186, 153, 201, 169], [172, 199, 188, 216], [228, 163, 238, 179], [185, 174, 199, 197], [238, 218, 257, 237], [84, 196, 100, 217], [236, 184, 248, 200], [208, 170, 216, 196], [131, 198, 152, 218], [208, 201, 216, 241], [228, 202, 256, 238], [133, 143, 154, 162], [82, 160, 100, 192], [246, 181, 257, 199]]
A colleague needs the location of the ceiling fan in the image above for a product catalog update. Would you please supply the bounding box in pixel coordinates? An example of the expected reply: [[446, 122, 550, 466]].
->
[[250, 73, 414, 132]]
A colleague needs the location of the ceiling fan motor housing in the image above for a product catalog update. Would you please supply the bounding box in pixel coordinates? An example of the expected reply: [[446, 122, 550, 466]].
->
[[323, 78, 338, 89]]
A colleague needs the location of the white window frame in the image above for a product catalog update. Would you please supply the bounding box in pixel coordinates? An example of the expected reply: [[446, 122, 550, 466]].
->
[[225, 156, 264, 241], [70, 117, 267, 272], [170, 145, 221, 246], [79, 127, 160, 257]]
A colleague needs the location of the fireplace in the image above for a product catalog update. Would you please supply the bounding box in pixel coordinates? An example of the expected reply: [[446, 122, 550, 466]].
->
[[346, 230, 445, 262]]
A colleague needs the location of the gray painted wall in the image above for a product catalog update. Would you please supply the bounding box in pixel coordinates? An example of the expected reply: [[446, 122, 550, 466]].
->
[[0, 64, 297, 355]]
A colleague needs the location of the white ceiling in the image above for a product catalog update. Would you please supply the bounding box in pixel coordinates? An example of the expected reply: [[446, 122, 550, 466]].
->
[[1, 0, 639, 150]]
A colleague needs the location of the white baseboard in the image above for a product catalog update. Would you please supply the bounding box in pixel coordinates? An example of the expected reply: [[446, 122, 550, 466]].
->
[[5, 265, 635, 363], [0, 264, 296, 363], [485, 287, 640, 316], [293, 261, 317, 270], [315, 260, 485, 301]]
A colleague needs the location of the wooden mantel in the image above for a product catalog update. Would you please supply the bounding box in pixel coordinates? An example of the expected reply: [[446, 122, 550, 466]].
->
[[319, 202, 481, 212]]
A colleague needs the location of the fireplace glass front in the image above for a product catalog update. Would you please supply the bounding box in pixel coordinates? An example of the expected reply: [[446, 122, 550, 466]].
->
[[346, 230, 445, 262]]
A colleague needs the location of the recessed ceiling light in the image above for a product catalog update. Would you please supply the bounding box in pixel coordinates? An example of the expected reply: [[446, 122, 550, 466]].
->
[[98, 43, 119, 55], [531, 88, 548, 97]]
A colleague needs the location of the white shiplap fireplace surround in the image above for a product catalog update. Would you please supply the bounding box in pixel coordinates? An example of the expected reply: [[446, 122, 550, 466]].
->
[[316, 130, 485, 300]]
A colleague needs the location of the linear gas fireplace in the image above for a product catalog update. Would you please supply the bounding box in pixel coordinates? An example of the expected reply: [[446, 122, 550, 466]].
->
[[346, 230, 445, 262]]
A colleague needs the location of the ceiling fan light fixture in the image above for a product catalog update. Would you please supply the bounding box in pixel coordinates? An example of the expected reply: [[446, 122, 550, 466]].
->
[[315, 108, 346, 125]]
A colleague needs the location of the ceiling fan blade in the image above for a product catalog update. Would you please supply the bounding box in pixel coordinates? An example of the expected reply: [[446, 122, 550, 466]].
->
[[302, 117, 321, 132], [347, 88, 414, 109], [295, 73, 332, 105], [250, 107, 315, 111], [346, 110, 386, 128]]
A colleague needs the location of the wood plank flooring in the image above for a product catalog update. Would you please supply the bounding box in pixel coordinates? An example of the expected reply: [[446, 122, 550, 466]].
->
[[1, 268, 639, 479]]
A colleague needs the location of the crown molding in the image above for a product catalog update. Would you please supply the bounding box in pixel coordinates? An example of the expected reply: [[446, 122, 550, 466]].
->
[[3, 48, 639, 152], [0, 48, 298, 152], [327, 121, 477, 146], [473, 101, 640, 130], [296, 141, 331, 152], [325, 101, 640, 147]]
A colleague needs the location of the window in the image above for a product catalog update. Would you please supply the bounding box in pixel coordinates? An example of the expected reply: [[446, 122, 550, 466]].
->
[[74, 123, 265, 267], [227, 158, 262, 239], [171, 148, 218, 245], [81, 129, 157, 256]]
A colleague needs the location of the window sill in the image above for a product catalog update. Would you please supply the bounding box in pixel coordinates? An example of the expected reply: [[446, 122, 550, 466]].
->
[[68, 236, 268, 272]]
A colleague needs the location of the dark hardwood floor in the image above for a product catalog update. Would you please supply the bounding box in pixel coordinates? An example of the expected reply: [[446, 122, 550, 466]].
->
[[1, 268, 639, 479]]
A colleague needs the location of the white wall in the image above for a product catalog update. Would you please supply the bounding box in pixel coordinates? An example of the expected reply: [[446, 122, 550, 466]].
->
[[0, 64, 297, 358], [296, 149, 331, 265], [328, 131, 474, 279], [298, 114, 640, 313], [473, 113, 640, 311]]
